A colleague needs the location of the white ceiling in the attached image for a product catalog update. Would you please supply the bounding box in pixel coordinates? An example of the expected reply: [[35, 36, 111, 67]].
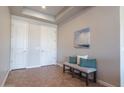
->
[[24, 6, 65, 16]]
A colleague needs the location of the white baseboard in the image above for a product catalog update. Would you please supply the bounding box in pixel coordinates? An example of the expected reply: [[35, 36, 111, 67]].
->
[[26, 63, 57, 69], [1, 69, 10, 87], [26, 65, 42, 69], [97, 80, 116, 87]]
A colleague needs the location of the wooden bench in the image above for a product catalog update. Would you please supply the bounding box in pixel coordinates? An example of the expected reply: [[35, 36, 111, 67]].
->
[[63, 62, 97, 86]]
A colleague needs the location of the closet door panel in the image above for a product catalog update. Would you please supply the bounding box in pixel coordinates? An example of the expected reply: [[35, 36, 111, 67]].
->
[[40, 26, 57, 66], [40, 26, 49, 66], [11, 20, 28, 69], [47, 27, 57, 64], [27, 23, 41, 67]]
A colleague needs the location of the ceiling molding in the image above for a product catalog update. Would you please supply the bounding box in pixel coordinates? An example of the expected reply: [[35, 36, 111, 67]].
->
[[22, 8, 55, 22], [56, 6, 88, 24], [9, 6, 89, 24], [56, 6, 74, 21], [55, 6, 69, 17]]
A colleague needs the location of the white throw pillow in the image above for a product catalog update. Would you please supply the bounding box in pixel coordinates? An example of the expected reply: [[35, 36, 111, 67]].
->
[[77, 55, 88, 64]]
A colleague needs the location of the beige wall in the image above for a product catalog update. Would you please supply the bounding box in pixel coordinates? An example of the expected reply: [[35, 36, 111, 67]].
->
[[0, 7, 11, 86], [120, 7, 124, 87], [58, 6, 120, 86]]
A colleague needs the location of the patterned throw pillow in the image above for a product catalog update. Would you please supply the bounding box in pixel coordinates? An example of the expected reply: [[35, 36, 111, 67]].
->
[[79, 58, 96, 68], [69, 56, 77, 64]]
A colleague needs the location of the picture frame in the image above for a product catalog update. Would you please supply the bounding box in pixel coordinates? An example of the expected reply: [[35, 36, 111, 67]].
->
[[74, 27, 90, 48]]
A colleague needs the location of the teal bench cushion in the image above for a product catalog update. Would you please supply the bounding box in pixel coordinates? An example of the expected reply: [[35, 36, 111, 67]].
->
[[69, 56, 77, 64], [79, 58, 96, 68]]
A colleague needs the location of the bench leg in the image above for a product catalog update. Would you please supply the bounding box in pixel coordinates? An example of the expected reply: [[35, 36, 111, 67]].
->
[[72, 68, 74, 78], [63, 64, 65, 73], [93, 71, 97, 83], [86, 73, 89, 86], [70, 67, 72, 72], [79, 71, 82, 77]]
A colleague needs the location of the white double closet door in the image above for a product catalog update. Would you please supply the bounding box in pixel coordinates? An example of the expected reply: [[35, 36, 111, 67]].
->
[[11, 18, 57, 70]]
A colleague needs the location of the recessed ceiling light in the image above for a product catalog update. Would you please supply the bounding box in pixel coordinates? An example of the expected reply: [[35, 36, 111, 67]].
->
[[41, 6, 46, 9]]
